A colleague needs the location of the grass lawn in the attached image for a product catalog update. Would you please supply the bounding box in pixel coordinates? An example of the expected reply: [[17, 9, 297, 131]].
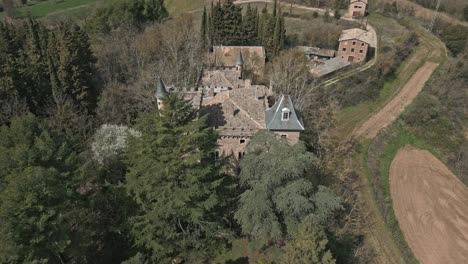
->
[[4, 0, 100, 18], [165, 0, 208, 17]]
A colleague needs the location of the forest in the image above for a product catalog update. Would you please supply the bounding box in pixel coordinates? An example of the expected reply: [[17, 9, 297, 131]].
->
[[1, 0, 466, 263], [0, 0, 365, 263]]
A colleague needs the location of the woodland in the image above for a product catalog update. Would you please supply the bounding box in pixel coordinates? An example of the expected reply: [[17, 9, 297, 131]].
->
[[0, 0, 466, 263]]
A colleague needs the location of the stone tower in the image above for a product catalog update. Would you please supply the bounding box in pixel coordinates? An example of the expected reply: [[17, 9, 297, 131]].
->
[[155, 77, 169, 110], [236, 50, 243, 79]]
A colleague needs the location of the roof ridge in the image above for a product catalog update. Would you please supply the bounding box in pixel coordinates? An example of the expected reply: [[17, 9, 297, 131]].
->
[[266, 96, 284, 128], [227, 97, 264, 129]]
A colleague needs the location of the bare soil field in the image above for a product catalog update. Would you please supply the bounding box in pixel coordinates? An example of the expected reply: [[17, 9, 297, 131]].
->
[[352, 62, 439, 139], [390, 146, 468, 264]]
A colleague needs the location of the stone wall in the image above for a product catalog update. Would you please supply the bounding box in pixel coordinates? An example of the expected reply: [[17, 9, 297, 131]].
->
[[217, 136, 251, 160], [273, 131, 301, 145], [337, 39, 369, 63]]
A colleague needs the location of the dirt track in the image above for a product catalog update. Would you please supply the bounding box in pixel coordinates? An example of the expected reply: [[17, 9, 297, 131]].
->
[[353, 62, 438, 139], [390, 147, 468, 264]]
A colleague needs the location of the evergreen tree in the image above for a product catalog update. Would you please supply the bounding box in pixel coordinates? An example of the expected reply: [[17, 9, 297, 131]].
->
[[242, 4, 257, 45], [125, 94, 230, 262], [220, 0, 242, 45], [48, 22, 97, 113], [211, 1, 224, 45], [201, 6, 207, 47], [273, 10, 282, 56], [142, 0, 168, 23], [282, 217, 336, 264], [19, 18, 52, 115], [0, 115, 78, 263], [273, 0, 277, 17], [234, 131, 342, 245]]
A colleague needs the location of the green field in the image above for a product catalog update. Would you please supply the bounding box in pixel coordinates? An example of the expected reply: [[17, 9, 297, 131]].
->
[[1, 0, 101, 18]]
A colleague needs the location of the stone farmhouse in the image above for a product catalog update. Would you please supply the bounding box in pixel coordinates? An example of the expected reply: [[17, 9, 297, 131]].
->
[[155, 51, 304, 162], [337, 28, 374, 63], [348, 0, 368, 18]]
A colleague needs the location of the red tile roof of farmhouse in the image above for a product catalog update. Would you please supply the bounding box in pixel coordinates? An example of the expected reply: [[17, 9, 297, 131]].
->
[[339, 28, 376, 47], [350, 0, 368, 4]]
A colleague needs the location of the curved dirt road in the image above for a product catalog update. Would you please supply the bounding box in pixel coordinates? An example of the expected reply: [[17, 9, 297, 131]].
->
[[390, 147, 468, 264], [353, 61, 438, 139]]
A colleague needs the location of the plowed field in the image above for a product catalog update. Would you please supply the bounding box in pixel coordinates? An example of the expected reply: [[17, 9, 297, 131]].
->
[[390, 147, 468, 264]]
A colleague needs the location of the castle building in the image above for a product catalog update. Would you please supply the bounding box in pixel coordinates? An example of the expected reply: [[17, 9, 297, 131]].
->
[[156, 51, 305, 162]]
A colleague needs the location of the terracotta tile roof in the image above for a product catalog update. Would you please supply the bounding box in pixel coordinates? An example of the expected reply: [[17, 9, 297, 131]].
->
[[199, 69, 238, 88], [201, 88, 267, 134], [350, 0, 368, 4], [339, 28, 375, 46]]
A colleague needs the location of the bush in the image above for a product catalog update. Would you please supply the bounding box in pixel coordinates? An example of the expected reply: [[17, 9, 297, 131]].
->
[[441, 24, 468, 56]]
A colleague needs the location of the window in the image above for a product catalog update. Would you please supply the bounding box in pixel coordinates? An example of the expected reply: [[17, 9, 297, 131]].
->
[[351, 48, 355, 52], [361, 43, 365, 46], [281, 135, 287, 139], [359, 49, 363, 53], [240, 139, 245, 144], [352, 41, 356, 45], [281, 107, 291, 121], [342, 48, 346, 51]]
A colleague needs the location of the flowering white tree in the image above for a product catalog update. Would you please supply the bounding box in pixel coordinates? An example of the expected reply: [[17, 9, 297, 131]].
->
[[92, 124, 141, 165]]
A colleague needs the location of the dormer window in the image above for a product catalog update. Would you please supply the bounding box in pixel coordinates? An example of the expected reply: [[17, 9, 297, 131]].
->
[[282, 107, 291, 121]]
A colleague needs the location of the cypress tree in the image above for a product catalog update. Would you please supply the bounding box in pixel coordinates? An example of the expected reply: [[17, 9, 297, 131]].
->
[[273, 10, 281, 56], [242, 4, 257, 45], [211, 1, 223, 45], [201, 6, 207, 47], [273, 0, 277, 17]]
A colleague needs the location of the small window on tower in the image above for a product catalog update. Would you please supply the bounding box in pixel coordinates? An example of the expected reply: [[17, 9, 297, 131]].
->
[[240, 139, 245, 144], [282, 112, 289, 120], [342, 48, 346, 51]]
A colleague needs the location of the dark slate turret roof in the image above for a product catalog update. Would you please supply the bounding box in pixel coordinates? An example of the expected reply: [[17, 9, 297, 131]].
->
[[265, 95, 305, 131], [155, 77, 169, 98], [236, 50, 244, 66]]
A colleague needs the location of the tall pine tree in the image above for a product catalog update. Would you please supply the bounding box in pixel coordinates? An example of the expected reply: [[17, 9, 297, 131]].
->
[[125, 94, 230, 262]]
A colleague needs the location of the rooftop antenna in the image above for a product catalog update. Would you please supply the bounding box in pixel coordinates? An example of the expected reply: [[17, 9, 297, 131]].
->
[[428, 0, 441, 32]]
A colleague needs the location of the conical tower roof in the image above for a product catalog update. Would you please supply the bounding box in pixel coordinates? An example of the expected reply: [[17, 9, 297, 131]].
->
[[155, 77, 169, 99], [236, 50, 244, 66]]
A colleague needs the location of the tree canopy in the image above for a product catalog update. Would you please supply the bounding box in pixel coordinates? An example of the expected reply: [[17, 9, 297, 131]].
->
[[235, 131, 342, 244], [125, 94, 231, 262]]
